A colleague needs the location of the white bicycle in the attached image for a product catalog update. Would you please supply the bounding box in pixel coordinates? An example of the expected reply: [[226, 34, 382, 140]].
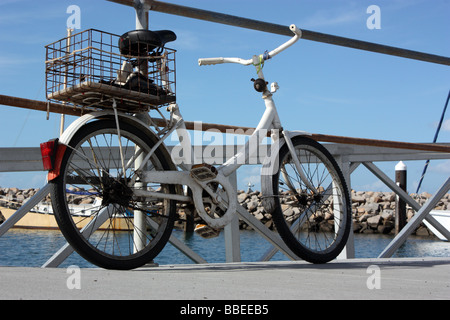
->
[[43, 25, 351, 269]]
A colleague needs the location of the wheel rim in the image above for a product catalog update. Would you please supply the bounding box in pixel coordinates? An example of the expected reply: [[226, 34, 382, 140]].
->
[[277, 144, 348, 255], [60, 126, 173, 262]]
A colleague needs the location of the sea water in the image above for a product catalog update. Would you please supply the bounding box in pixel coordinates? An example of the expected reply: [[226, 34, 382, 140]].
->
[[0, 228, 449, 268]]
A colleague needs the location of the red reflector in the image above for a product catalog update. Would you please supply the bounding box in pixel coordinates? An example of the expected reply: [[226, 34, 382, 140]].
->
[[40, 140, 57, 171]]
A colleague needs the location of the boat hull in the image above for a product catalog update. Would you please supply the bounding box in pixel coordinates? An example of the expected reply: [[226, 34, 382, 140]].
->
[[0, 206, 133, 231], [424, 210, 450, 241]]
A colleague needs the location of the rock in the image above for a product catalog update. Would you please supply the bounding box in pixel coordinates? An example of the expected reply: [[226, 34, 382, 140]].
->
[[264, 220, 273, 229], [324, 211, 333, 220], [420, 192, 432, 200], [352, 195, 366, 203], [415, 225, 431, 237], [353, 220, 362, 233], [357, 207, 366, 214], [359, 222, 368, 233], [380, 210, 394, 221], [367, 215, 381, 228], [319, 220, 334, 232], [384, 193, 396, 202], [283, 208, 294, 217], [254, 212, 264, 221], [377, 223, 394, 234], [380, 202, 391, 209], [363, 203, 380, 214], [237, 193, 248, 203], [359, 213, 375, 222], [16, 194, 25, 203], [247, 201, 259, 212], [407, 210, 415, 221]]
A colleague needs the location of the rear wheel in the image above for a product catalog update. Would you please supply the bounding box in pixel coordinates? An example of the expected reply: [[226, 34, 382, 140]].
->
[[51, 119, 176, 270]]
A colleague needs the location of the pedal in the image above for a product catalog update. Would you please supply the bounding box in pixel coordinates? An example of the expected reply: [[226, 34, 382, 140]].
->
[[194, 224, 221, 239], [190, 163, 218, 182]]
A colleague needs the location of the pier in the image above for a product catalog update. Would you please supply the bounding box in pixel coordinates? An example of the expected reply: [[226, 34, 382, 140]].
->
[[0, 0, 449, 301], [1, 258, 449, 300]]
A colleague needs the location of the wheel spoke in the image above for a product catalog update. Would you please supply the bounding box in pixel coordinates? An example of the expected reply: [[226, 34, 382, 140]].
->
[[52, 120, 176, 269], [270, 137, 350, 263]]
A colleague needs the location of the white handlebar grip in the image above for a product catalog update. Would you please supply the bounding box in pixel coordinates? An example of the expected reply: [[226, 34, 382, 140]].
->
[[198, 57, 225, 66], [289, 24, 302, 37]]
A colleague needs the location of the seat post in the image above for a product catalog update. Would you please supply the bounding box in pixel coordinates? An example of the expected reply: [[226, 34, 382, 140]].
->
[[133, 0, 150, 254], [133, 0, 149, 80]]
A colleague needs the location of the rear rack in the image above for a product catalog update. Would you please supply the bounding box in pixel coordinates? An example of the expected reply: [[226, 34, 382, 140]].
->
[[45, 29, 176, 113]]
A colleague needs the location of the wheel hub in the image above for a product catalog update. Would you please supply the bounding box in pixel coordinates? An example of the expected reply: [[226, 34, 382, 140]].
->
[[102, 178, 133, 207]]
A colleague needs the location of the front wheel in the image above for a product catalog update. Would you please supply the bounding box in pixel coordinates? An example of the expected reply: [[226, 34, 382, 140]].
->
[[265, 136, 351, 263], [51, 119, 177, 270]]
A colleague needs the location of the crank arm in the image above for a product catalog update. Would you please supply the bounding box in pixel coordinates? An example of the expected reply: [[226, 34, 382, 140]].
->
[[141, 170, 237, 229]]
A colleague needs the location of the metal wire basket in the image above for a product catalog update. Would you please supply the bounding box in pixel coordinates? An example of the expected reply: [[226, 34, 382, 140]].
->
[[45, 29, 176, 113]]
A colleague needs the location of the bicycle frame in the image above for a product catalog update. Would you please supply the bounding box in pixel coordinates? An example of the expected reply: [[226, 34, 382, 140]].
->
[[138, 64, 315, 229], [54, 24, 314, 229]]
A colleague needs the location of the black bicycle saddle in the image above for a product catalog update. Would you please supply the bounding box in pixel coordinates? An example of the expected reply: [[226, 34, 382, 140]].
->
[[119, 29, 177, 56]]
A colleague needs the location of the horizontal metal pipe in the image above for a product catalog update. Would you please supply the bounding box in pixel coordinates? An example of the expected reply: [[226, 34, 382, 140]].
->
[[107, 0, 450, 66], [308, 134, 450, 154], [1, 94, 449, 154], [0, 94, 83, 117]]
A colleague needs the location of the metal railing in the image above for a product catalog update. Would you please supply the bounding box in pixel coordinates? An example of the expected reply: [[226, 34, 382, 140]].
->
[[0, 138, 449, 265], [0, 0, 449, 267], [108, 0, 450, 66]]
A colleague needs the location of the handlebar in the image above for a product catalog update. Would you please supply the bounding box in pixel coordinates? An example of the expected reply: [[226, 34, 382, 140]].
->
[[198, 24, 302, 67]]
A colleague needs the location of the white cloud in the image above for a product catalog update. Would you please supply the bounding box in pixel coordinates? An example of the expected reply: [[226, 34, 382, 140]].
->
[[430, 160, 450, 174], [301, 8, 363, 29], [353, 180, 390, 192], [174, 30, 202, 51], [238, 165, 262, 191], [0, 0, 25, 6], [442, 119, 450, 132]]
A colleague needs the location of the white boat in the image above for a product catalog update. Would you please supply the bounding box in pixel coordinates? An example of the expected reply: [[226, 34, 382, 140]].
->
[[424, 211, 450, 241], [1, 197, 133, 231], [31, 198, 102, 217]]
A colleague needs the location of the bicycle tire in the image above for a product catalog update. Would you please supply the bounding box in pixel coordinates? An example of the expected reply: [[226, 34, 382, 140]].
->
[[265, 136, 351, 263], [51, 119, 177, 270]]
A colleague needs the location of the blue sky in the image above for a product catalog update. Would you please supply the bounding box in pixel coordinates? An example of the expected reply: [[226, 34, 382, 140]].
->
[[0, 0, 449, 193]]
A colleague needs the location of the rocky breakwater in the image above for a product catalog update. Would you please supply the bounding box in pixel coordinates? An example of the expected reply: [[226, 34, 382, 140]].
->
[[0, 187, 41, 209], [352, 190, 450, 236], [0, 187, 42, 225], [237, 189, 450, 236], [1, 187, 449, 236]]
